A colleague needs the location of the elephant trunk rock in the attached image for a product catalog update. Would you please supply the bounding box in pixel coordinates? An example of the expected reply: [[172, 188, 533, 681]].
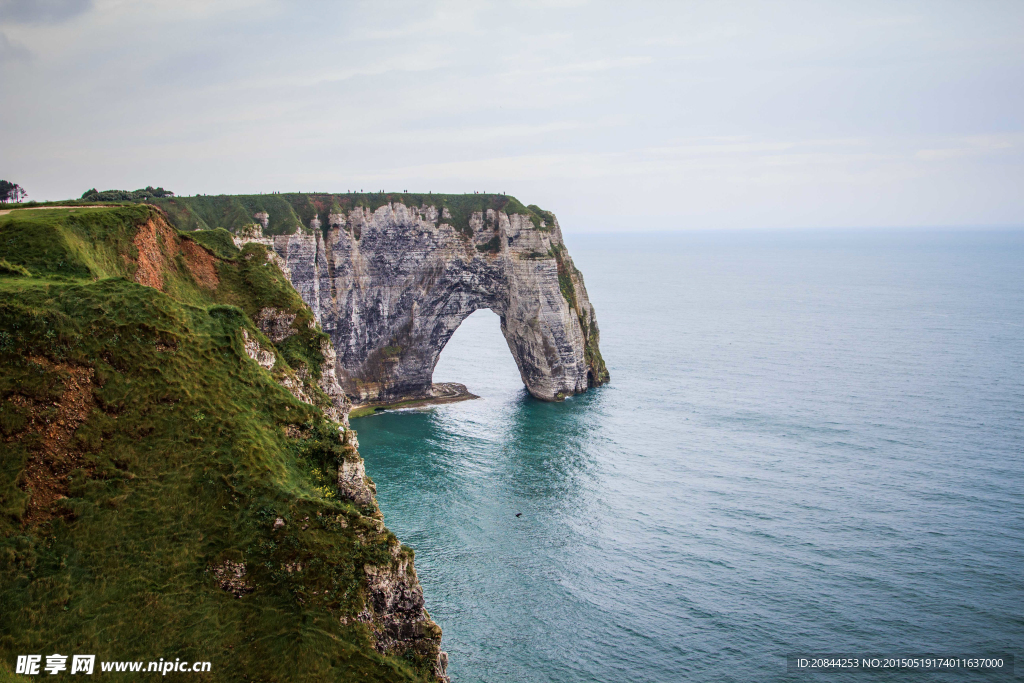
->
[[240, 202, 608, 403]]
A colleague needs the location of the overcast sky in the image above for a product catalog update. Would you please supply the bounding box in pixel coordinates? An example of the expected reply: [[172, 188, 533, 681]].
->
[[1, 0, 1022, 230]]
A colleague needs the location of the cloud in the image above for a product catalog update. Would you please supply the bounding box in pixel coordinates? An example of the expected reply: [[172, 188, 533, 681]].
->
[[541, 56, 653, 75], [915, 134, 1023, 161], [0, 0, 93, 23], [2, 0, 1022, 228], [0, 30, 29, 61]]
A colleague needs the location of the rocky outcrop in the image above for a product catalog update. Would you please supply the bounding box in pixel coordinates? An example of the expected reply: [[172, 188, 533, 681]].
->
[[238, 202, 608, 402], [237, 222, 264, 240], [317, 337, 352, 426], [240, 323, 350, 425], [255, 307, 297, 343], [333, 426, 448, 681], [210, 560, 253, 598], [241, 328, 276, 370], [361, 547, 449, 683], [336, 428, 375, 505]]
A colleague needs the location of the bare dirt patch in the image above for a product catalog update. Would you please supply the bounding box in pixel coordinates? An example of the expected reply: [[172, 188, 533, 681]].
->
[[133, 219, 167, 290], [180, 237, 219, 289], [131, 217, 220, 291], [9, 357, 98, 525]]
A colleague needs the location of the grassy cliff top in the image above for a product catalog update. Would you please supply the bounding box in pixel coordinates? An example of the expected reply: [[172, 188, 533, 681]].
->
[[14, 192, 552, 237], [5, 192, 557, 237], [0, 206, 438, 681]]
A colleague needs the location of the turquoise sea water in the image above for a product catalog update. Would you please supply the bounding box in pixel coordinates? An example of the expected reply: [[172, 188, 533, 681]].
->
[[353, 230, 1024, 682]]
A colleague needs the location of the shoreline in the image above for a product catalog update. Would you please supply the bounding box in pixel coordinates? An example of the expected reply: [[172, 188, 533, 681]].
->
[[349, 382, 479, 418]]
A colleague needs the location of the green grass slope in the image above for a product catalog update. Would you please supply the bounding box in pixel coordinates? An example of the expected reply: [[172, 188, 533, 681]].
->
[[0, 207, 439, 682]]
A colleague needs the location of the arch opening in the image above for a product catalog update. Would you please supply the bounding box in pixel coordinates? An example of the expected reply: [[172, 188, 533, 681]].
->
[[432, 309, 524, 400]]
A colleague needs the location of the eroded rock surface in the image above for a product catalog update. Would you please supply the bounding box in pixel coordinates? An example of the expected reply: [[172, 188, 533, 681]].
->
[[361, 547, 449, 682], [210, 560, 253, 598], [336, 428, 375, 505], [239, 203, 608, 402], [330, 425, 448, 681], [255, 307, 297, 342], [240, 323, 350, 424]]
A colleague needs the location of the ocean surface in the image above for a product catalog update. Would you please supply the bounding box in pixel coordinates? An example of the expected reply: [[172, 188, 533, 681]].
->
[[353, 230, 1024, 682]]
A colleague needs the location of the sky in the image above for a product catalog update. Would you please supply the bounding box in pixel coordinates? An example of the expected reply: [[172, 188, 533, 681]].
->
[[1, 0, 1022, 231]]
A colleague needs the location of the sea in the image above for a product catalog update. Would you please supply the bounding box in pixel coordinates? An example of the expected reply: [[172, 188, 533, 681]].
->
[[353, 229, 1024, 682]]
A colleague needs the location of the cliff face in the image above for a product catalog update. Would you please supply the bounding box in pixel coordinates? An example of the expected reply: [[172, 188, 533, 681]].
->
[[336, 429, 448, 681], [236, 201, 608, 403], [242, 331, 448, 680]]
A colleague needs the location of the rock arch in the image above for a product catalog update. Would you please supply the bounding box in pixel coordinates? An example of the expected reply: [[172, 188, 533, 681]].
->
[[248, 202, 608, 403]]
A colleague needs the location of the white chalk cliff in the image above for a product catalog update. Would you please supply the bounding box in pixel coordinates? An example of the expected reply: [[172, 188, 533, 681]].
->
[[236, 201, 608, 403]]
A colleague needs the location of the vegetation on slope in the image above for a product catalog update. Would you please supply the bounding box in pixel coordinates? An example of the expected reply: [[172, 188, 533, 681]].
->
[[0, 206, 439, 682], [185, 228, 240, 260]]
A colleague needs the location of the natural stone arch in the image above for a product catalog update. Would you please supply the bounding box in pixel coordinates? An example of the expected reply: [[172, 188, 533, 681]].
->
[[428, 307, 517, 385], [250, 202, 607, 403]]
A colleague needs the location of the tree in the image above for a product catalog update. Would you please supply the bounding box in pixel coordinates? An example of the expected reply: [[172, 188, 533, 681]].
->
[[0, 180, 26, 204], [80, 186, 175, 202]]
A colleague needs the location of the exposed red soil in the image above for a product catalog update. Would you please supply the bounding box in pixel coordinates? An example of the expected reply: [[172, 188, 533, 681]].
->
[[133, 219, 167, 289], [9, 357, 98, 526], [131, 217, 219, 292], [180, 237, 219, 289]]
